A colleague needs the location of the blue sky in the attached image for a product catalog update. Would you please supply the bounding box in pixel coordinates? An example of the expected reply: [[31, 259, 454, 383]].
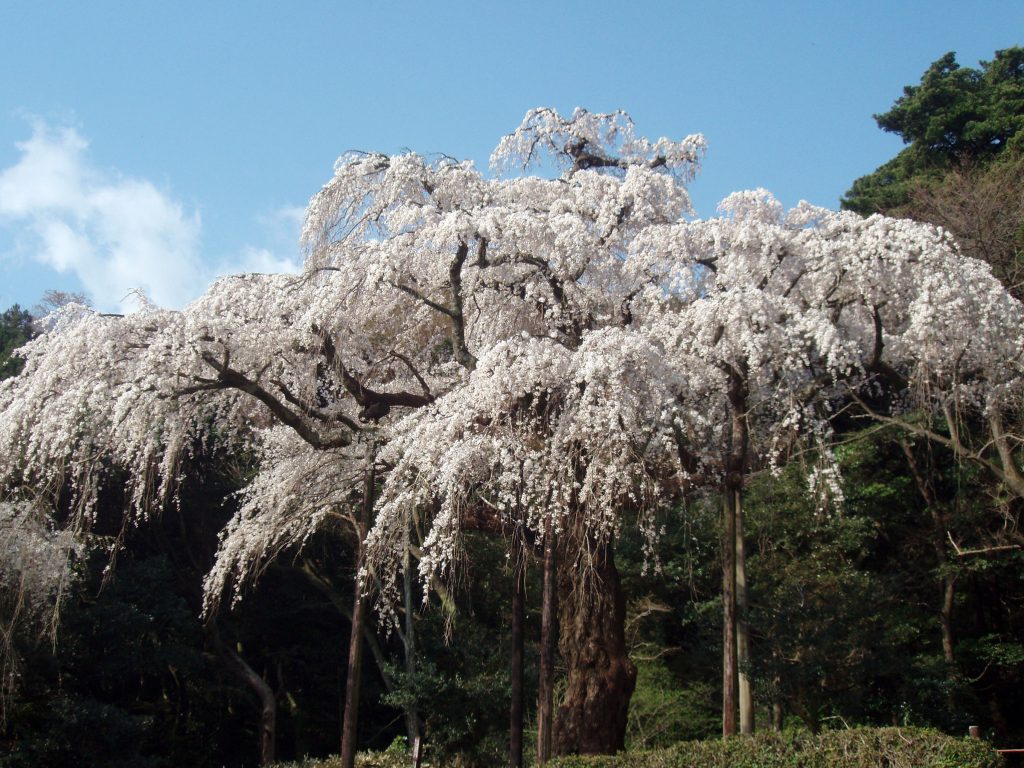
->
[[1, 0, 1021, 312]]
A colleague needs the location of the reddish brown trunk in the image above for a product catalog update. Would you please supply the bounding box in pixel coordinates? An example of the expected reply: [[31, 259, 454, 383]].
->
[[340, 460, 375, 768], [736, 489, 753, 734], [536, 520, 557, 764], [340, 573, 367, 768], [510, 548, 525, 768], [402, 541, 423, 743], [553, 535, 636, 755], [722, 364, 748, 738], [722, 489, 738, 737]]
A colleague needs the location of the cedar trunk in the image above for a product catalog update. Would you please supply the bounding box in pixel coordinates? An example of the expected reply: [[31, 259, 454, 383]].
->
[[722, 488, 738, 737], [722, 363, 749, 738], [899, 440, 958, 666], [736, 490, 754, 734], [340, 461, 375, 768], [510, 552, 525, 768], [402, 540, 423, 743], [553, 535, 636, 755], [536, 521, 558, 764]]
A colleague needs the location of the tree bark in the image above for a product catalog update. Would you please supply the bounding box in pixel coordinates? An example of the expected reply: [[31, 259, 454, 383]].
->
[[736, 490, 754, 734], [553, 534, 636, 755], [510, 542, 525, 768], [536, 519, 557, 764], [205, 622, 276, 766], [899, 440, 957, 666], [402, 539, 423, 744], [340, 460, 375, 768], [219, 639, 276, 766], [940, 574, 956, 665], [722, 489, 738, 738], [722, 364, 749, 738]]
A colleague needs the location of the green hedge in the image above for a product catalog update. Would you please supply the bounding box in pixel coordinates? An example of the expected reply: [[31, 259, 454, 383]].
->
[[547, 728, 1003, 768], [275, 727, 1002, 768]]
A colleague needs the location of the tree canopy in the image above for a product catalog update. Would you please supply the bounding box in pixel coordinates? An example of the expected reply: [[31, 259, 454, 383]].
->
[[842, 47, 1024, 215], [1, 107, 1023, 761]]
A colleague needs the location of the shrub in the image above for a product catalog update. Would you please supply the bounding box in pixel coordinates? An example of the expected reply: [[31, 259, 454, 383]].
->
[[547, 727, 1003, 768]]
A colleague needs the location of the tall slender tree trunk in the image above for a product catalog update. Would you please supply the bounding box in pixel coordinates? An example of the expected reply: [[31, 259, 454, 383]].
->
[[536, 519, 557, 765], [722, 363, 749, 738], [736, 491, 754, 734], [771, 687, 784, 731], [899, 441, 957, 666], [340, 459, 376, 768], [940, 575, 956, 665], [722, 489, 738, 737], [402, 537, 423, 743], [553, 532, 636, 755], [510, 534, 525, 768]]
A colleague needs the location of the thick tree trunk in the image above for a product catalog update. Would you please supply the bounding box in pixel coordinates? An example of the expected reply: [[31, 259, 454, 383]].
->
[[510, 545, 525, 768], [770, 651, 783, 731], [340, 576, 366, 768], [536, 520, 557, 765], [553, 534, 636, 756], [340, 460, 375, 768]]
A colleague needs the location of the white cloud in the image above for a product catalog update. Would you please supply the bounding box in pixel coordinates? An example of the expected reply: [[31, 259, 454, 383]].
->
[[223, 245, 302, 277], [0, 120, 304, 313]]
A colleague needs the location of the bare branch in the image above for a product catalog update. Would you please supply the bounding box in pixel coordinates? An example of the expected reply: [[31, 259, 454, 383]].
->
[[201, 352, 352, 449], [391, 281, 456, 318], [314, 329, 434, 419], [947, 530, 1022, 558], [849, 389, 1024, 499]]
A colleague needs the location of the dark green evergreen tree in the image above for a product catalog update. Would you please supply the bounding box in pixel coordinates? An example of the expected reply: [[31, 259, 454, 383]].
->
[[0, 305, 35, 380], [842, 47, 1024, 215]]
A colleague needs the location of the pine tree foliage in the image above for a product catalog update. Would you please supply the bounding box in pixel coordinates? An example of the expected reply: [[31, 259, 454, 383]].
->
[[842, 47, 1024, 215]]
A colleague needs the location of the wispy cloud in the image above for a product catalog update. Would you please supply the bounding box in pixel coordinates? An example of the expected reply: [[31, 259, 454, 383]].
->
[[0, 120, 301, 312]]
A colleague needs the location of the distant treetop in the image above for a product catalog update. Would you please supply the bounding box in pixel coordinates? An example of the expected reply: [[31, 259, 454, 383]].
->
[[842, 47, 1024, 215], [0, 304, 35, 380]]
